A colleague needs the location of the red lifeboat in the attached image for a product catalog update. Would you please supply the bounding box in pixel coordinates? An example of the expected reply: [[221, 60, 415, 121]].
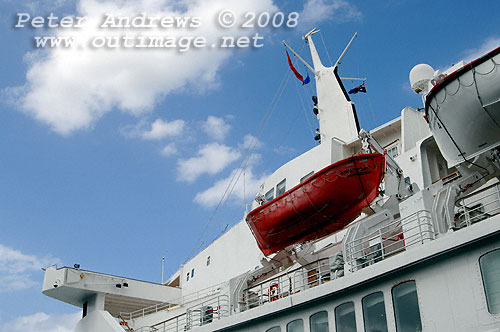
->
[[246, 153, 385, 256]]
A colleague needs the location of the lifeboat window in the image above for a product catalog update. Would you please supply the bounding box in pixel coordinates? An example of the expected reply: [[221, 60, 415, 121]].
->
[[266, 327, 281, 332], [392, 280, 422, 332], [310, 311, 329, 332], [276, 179, 286, 196], [286, 319, 303, 332], [265, 188, 275, 202], [300, 171, 314, 183], [362, 291, 388, 332], [335, 301, 357, 332], [480, 249, 500, 314]]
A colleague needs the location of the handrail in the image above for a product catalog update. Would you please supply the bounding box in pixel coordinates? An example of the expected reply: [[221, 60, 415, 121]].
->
[[120, 281, 226, 320], [344, 210, 434, 272], [244, 257, 330, 291], [242, 258, 333, 312]]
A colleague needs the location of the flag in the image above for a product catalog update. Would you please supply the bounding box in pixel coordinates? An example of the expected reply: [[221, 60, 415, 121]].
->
[[349, 83, 367, 94], [303, 72, 310, 85], [286, 49, 304, 84]]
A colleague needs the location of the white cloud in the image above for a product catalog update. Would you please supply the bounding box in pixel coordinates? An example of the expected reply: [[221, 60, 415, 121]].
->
[[194, 163, 268, 207], [177, 143, 240, 182], [9, 0, 277, 135], [273, 144, 297, 156], [239, 134, 262, 150], [463, 37, 500, 63], [0, 244, 61, 292], [142, 118, 185, 140], [161, 142, 178, 156], [202, 116, 231, 141], [1, 312, 80, 332], [300, 0, 361, 26], [192, 133, 266, 205]]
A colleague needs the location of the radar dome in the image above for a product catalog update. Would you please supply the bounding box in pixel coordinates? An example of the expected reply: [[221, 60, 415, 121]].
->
[[409, 64, 435, 94]]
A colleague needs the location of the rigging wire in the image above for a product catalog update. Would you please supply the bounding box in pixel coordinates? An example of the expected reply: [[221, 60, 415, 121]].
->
[[320, 31, 333, 67], [184, 67, 294, 263], [295, 73, 315, 136]]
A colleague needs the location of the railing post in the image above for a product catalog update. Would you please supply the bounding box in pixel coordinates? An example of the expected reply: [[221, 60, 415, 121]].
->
[[418, 212, 423, 243], [218, 295, 221, 319], [379, 229, 385, 260], [260, 283, 263, 306]]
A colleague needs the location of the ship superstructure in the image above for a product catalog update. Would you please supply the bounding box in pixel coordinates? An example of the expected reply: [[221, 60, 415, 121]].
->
[[42, 30, 500, 332]]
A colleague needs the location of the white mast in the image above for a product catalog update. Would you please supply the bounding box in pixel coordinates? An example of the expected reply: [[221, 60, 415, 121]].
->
[[303, 29, 360, 143]]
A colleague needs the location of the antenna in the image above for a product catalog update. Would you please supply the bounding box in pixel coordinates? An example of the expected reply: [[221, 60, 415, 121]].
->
[[161, 257, 165, 284], [333, 32, 358, 69], [282, 40, 317, 75], [302, 27, 320, 40]]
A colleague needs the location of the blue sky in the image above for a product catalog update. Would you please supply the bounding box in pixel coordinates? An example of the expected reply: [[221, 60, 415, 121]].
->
[[1, 0, 499, 330]]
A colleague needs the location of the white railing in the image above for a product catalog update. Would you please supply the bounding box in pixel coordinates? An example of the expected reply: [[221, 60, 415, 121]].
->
[[344, 210, 434, 272], [134, 295, 230, 332], [455, 182, 500, 228], [241, 258, 335, 311], [120, 282, 225, 320]]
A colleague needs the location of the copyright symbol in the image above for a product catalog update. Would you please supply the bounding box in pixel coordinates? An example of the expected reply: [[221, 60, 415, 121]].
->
[[218, 9, 236, 28]]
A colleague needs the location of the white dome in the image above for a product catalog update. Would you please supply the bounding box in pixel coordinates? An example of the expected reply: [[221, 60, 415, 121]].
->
[[409, 64, 435, 94]]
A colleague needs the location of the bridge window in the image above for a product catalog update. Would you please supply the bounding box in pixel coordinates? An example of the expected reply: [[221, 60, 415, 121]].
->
[[362, 291, 388, 332], [276, 179, 286, 196], [480, 249, 500, 314], [266, 327, 281, 332], [207, 256, 211, 266], [186, 273, 189, 281], [191, 268, 195, 278], [265, 188, 274, 202], [335, 301, 357, 332], [286, 319, 304, 332], [310, 311, 329, 332], [300, 171, 314, 183], [392, 281, 422, 332]]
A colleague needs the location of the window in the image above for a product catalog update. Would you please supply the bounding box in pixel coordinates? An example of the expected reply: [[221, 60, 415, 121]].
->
[[191, 268, 195, 278], [300, 171, 314, 183], [387, 145, 399, 159], [480, 249, 500, 314], [186, 273, 189, 281], [392, 281, 422, 332], [265, 188, 275, 202], [266, 327, 281, 332], [276, 179, 286, 196], [207, 256, 211, 266], [286, 319, 303, 332], [310, 311, 329, 332], [362, 292, 388, 332], [335, 302, 357, 332]]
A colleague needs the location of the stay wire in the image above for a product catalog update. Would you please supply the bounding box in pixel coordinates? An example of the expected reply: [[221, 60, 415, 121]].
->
[[185, 65, 293, 263]]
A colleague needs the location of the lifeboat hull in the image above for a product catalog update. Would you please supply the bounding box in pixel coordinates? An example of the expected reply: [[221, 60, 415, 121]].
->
[[425, 46, 500, 167], [246, 153, 385, 256]]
